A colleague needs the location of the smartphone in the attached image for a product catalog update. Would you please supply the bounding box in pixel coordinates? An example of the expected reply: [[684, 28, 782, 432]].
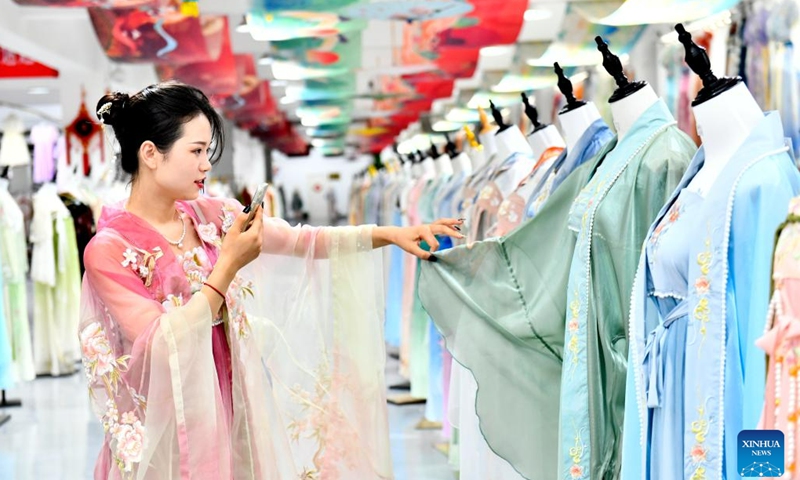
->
[[242, 183, 269, 232]]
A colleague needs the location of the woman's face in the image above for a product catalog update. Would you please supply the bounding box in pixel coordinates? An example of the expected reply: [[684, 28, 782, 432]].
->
[[149, 114, 214, 201]]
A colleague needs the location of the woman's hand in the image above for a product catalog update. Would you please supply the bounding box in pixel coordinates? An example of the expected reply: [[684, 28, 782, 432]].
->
[[217, 205, 264, 273], [374, 218, 465, 260]]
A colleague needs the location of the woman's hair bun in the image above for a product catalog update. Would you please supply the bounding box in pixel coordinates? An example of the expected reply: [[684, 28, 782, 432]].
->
[[95, 92, 130, 127]]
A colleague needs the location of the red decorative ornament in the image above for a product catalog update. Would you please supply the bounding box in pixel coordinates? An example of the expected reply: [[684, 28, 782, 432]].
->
[[65, 89, 104, 177]]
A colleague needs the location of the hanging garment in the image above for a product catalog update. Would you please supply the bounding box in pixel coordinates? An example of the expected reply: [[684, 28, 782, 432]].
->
[[418, 138, 615, 480], [30, 122, 59, 183], [0, 114, 31, 168], [420, 100, 696, 480], [622, 111, 800, 480], [757, 197, 800, 477], [494, 146, 564, 237], [558, 100, 694, 480], [470, 153, 535, 241], [30, 184, 82, 376], [0, 179, 35, 382], [0, 238, 12, 390], [81, 195, 391, 479], [526, 118, 614, 219]]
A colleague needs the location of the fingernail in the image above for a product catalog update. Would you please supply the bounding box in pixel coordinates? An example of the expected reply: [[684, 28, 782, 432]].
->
[[261, 201, 264, 208], [458, 218, 466, 222], [243, 205, 251, 213], [428, 254, 438, 263], [454, 225, 461, 232]]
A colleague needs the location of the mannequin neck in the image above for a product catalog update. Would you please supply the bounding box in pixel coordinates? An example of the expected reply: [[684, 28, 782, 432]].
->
[[436, 154, 453, 177], [495, 126, 533, 161], [528, 125, 566, 160], [421, 158, 436, 177], [479, 128, 498, 161], [467, 147, 486, 172], [402, 162, 412, 178], [412, 163, 422, 178], [610, 84, 659, 140], [559, 102, 602, 151], [694, 82, 763, 166], [0, 178, 7, 190], [453, 152, 473, 177]]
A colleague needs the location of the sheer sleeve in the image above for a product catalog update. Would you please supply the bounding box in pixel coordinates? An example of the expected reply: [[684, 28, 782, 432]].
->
[[80, 233, 233, 479]]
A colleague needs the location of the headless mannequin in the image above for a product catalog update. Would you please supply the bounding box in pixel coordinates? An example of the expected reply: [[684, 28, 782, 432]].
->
[[464, 125, 486, 172], [595, 36, 659, 140], [554, 62, 603, 151], [675, 24, 765, 196], [430, 143, 454, 177], [478, 106, 498, 162], [446, 135, 473, 177], [490, 100, 534, 162], [0, 177, 8, 190], [521, 92, 566, 159], [419, 150, 436, 178]]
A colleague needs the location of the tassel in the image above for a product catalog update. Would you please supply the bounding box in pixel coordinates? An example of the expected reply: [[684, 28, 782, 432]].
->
[[180, 0, 199, 17]]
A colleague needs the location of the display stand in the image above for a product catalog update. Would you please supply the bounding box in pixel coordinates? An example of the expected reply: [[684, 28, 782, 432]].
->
[[0, 389, 22, 428]]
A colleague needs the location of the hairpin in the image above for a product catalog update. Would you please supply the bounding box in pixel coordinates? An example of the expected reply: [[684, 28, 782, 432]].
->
[[97, 102, 113, 122]]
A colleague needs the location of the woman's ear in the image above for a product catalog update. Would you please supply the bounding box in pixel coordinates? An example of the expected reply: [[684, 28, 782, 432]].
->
[[139, 140, 160, 171]]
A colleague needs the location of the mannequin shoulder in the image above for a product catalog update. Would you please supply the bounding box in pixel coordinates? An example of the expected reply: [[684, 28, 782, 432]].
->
[[736, 152, 800, 198]]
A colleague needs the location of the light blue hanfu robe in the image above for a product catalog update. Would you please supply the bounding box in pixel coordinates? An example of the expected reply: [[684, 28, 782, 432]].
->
[[622, 111, 800, 480], [526, 118, 614, 219], [559, 100, 695, 480]]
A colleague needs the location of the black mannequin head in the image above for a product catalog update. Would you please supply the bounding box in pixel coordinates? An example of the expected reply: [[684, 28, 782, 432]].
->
[[521, 92, 547, 134], [675, 23, 741, 106], [444, 133, 458, 157], [429, 142, 440, 159], [554, 62, 587, 114], [416, 150, 426, 161], [595, 36, 646, 103], [489, 100, 510, 133]]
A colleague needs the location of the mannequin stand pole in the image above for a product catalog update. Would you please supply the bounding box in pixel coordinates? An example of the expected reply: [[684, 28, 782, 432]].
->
[[0, 390, 21, 408]]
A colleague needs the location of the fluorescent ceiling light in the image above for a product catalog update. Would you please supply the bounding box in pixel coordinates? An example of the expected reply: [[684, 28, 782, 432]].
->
[[258, 56, 274, 65], [280, 96, 296, 106], [524, 8, 552, 22], [480, 45, 513, 57], [270, 80, 287, 87], [569, 71, 589, 84], [27, 87, 49, 95]]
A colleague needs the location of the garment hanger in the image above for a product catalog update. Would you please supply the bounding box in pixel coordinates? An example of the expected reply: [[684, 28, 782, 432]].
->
[[521, 92, 548, 134], [675, 23, 741, 106], [554, 62, 587, 114], [595, 36, 647, 103], [489, 100, 511, 134]]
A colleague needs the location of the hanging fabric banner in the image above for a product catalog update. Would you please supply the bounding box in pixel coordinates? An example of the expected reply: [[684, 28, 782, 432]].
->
[[0, 47, 58, 78], [529, 4, 645, 67]]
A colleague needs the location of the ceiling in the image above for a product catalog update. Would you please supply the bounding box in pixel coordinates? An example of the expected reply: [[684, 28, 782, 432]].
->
[[0, 0, 739, 154]]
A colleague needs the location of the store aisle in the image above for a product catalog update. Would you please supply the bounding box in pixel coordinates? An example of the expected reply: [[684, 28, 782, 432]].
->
[[0, 355, 454, 480]]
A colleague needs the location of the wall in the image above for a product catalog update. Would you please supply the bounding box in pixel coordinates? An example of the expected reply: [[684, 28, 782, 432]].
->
[[272, 149, 370, 225]]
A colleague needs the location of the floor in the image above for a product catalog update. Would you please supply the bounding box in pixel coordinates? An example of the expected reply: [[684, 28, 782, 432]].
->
[[0, 355, 454, 480]]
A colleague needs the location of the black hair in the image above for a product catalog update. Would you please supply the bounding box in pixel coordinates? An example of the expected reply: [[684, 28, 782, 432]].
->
[[95, 82, 225, 180]]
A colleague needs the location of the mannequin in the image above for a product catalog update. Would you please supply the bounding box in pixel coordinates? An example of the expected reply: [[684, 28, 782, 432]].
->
[[465, 124, 487, 172], [596, 36, 659, 140], [432, 142, 454, 178], [446, 133, 473, 177], [521, 92, 566, 159], [490, 100, 534, 161], [478, 106, 498, 161], [554, 62, 603, 151], [418, 149, 436, 178], [675, 23, 764, 196]]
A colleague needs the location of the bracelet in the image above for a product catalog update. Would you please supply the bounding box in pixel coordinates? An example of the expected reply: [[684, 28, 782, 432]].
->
[[203, 282, 226, 300]]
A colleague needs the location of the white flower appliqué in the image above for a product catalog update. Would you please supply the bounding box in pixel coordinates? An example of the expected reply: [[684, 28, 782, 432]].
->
[[121, 249, 138, 268]]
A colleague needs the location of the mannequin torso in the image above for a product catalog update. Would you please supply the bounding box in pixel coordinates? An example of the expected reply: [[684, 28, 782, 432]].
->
[[610, 84, 659, 140], [529, 125, 566, 160], [494, 127, 535, 195], [686, 82, 764, 196], [479, 129, 498, 162], [559, 102, 602, 151], [422, 158, 436, 178]]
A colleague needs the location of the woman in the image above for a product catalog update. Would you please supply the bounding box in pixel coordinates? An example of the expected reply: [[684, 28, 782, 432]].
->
[[80, 82, 462, 479]]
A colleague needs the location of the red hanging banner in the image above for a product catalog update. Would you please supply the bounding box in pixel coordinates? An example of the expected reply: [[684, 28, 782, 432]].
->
[[0, 47, 59, 78]]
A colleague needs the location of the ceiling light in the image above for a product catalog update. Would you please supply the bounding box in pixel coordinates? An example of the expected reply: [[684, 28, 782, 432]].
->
[[480, 46, 513, 57], [524, 8, 552, 22], [258, 56, 274, 65], [569, 71, 589, 84], [280, 96, 296, 106], [27, 87, 49, 95], [270, 80, 287, 87]]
